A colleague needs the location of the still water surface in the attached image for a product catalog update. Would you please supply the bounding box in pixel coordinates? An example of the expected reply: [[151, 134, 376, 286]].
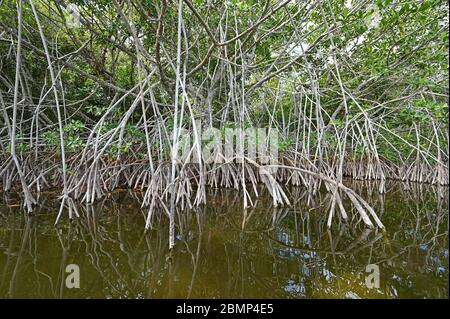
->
[[0, 181, 448, 298]]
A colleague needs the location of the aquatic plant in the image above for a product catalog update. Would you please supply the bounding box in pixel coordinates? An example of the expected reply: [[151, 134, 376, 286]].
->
[[0, 0, 448, 248]]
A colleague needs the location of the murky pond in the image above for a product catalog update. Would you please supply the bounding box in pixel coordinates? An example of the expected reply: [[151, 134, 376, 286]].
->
[[0, 181, 448, 298]]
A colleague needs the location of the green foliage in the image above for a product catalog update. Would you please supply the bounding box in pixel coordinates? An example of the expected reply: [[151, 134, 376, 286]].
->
[[397, 100, 449, 126], [42, 120, 86, 152], [0, 0, 447, 164], [277, 138, 294, 152]]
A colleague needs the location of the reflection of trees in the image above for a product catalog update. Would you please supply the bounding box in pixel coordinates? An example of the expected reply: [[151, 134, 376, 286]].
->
[[0, 182, 447, 298], [0, 193, 62, 298]]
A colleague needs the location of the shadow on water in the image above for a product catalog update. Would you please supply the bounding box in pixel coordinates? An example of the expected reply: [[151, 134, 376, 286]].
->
[[0, 181, 448, 298]]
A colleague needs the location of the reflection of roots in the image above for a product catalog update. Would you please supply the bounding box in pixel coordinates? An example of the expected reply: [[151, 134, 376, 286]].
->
[[0, 185, 447, 298]]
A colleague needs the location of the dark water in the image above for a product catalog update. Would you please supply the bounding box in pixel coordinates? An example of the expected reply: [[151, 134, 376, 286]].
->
[[0, 181, 448, 298]]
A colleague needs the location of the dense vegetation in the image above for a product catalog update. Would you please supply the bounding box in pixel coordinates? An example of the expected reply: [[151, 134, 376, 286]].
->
[[0, 0, 448, 247]]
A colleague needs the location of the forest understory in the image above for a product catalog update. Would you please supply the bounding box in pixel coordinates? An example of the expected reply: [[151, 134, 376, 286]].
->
[[0, 0, 448, 248]]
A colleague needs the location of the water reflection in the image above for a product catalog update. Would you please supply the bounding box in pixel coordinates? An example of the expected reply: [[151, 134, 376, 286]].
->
[[0, 181, 448, 298]]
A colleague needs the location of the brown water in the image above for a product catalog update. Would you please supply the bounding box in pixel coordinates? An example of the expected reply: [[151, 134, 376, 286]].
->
[[0, 181, 448, 298]]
